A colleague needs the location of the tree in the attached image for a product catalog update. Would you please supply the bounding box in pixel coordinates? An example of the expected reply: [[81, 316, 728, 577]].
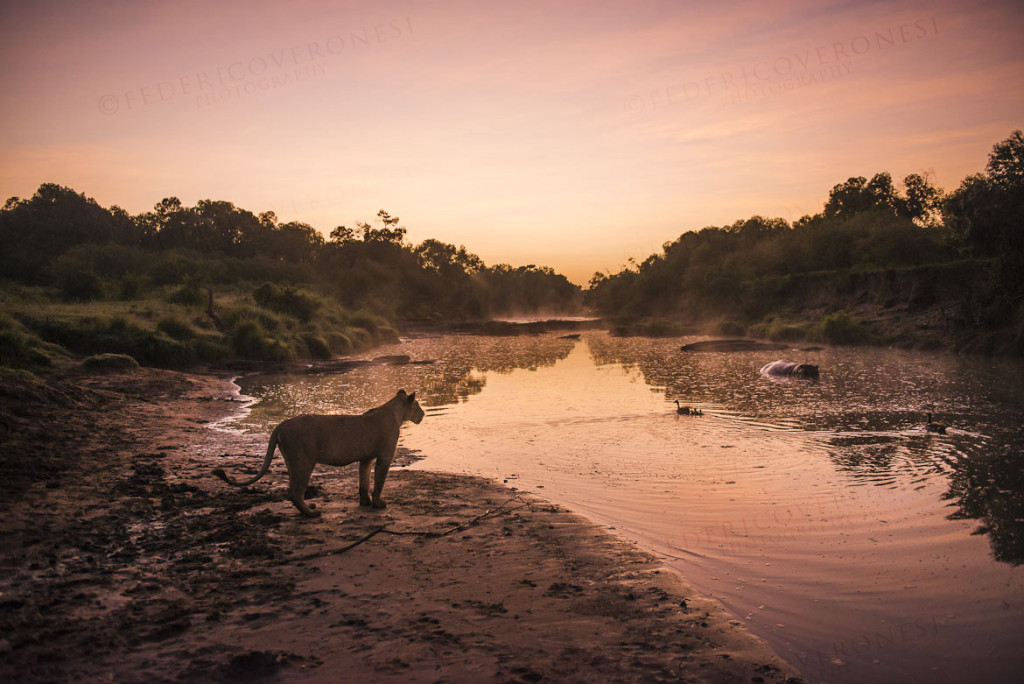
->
[[329, 225, 356, 244], [359, 210, 407, 244], [944, 131, 1024, 257], [415, 239, 482, 275], [900, 172, 943, 225], [823, 173, 900, 218], [986, 129, 1024, 188], [0, 183, 131, 281]]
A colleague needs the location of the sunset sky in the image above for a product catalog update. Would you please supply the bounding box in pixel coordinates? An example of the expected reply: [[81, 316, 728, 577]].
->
[[1, 0, 1021, 284]]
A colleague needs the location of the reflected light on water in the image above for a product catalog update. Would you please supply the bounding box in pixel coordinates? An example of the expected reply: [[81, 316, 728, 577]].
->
[[231, 333, 1024, 683]]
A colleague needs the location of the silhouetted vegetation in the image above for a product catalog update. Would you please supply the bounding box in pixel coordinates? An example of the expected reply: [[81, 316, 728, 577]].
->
[[587, 131, 1024, 354], [0, 192, 581, 370]]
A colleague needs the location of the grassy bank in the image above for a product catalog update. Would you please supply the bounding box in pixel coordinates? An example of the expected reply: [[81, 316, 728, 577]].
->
[[606, 260, 1024, 355], [0, 281, 397, 374]]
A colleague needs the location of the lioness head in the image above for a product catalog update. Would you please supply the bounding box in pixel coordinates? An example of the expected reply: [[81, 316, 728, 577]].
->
[[397, 389, 425, 424]]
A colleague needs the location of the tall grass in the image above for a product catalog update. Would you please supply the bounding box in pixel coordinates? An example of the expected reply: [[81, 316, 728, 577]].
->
[[1, 281, 392, 370]]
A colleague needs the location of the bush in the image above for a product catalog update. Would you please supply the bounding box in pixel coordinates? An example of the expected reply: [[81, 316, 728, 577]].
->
[[231, 319, 265, 357], [346, 326, 373, 349], [0, 314, 62, 369], [119, 274, 145, 300], [349, 311, 385, 340], [716, 319, 746, 336], [168, 280, 205, 306], [610, 319, 687, 337], [156, 316, 195, 340], [325, 331, 353, 354], [749, 316, 810, 342], [141, 333, 197, 367], [817, 311, 866, 345], [81, 353, 140, 371], [59, 270, 104, 301], [193, 337, 229, 363], [264, 338, 294, 363], [253, 282, 320, 322], [301, 332, 332, 359]]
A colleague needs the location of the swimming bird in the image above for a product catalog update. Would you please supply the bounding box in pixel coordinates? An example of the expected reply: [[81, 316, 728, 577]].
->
[[674, 401, 691, 415], [925, 412, 947, 434]]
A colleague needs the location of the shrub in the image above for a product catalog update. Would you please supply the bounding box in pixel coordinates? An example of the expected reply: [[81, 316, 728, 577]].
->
[[0, 314, 62, 369], [817, 311, 866, 345], [59, 270, 104, 301], [169, 280, 205, 306], [253, 282, 320, 322], [346, 326, 373, 350], [610, 319, 686, 337], [81, 353, 140, 371], [231, 319, 265, 357], [119, 274, 145, 300], [716, 319, 746, 336], [262, 337, 294, 363], [156, 316, 195, 340], [325, 331, 352, 355], [301, 332, 332, 359], [349, 311, 384, 340], [142, 333, 197, 367], [193, 337, 229, 363]]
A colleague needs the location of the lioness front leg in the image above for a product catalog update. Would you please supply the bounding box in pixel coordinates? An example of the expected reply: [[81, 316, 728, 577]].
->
[[358, 458, 373, 507], [371, 451, 394, 509]]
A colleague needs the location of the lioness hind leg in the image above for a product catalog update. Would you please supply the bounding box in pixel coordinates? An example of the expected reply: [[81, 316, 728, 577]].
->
[[285, 454, 320, 518], [358, 459, 373, 507]]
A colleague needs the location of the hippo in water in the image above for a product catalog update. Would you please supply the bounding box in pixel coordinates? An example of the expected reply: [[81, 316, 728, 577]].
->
[[760, 360, 819, 380]]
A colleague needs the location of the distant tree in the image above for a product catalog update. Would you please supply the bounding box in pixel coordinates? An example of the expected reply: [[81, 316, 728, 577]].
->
[[823, 173, 901, 218], [358, 210, 407, 244], [900, 172, 944, 225], [415, 239, 482, 275], [270, 221, 324, 262], [329, 224, 357, 244], [986, 130, 1024, 188], [0, 183, 134, 281], [944, 130, 1024, 258]]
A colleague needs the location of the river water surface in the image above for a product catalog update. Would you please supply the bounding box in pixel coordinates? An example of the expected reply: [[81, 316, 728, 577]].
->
[[228, 332, 1024, 683]]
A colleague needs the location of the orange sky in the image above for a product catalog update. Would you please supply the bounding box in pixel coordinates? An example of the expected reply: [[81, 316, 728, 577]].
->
[[1, 0, 1021, 284]]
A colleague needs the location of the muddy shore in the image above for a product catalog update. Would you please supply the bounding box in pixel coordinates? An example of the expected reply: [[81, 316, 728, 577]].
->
[[0, 367, 801, 682]]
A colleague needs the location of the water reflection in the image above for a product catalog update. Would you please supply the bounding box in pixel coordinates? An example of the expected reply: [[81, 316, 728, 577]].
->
[[233, 334, 577, 432], [584, 334, 1024, 565]]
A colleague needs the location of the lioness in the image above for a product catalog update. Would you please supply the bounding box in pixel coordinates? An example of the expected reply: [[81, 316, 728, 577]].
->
[[213, 389, 425, 517]]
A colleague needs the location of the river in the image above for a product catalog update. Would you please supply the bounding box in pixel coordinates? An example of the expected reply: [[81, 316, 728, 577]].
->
[[228, 331, 1024, 683]]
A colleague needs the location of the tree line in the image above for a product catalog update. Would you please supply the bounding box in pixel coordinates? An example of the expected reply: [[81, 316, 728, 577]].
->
[[0, 192, 581, 321], [586, 131, 1024, 351]]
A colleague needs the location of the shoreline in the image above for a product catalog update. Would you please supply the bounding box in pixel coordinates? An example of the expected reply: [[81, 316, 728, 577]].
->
[[0, 367, 801, 682]]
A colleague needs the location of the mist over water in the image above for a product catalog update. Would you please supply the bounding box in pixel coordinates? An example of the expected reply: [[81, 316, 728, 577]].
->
[[231, 332, 1024, 683]]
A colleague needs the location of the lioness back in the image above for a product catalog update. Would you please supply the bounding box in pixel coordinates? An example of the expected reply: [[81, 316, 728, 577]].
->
[[277, 413, 394, 467]]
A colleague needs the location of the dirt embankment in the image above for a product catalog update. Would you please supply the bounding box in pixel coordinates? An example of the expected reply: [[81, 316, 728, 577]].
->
[[0, 368, 801, 683]]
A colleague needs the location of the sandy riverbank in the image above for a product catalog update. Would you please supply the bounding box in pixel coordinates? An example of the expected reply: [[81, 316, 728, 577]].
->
[[0, 367, 801, 682]]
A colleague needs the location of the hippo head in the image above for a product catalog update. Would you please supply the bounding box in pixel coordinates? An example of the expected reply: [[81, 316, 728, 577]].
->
[[792, 363, 819, 380]]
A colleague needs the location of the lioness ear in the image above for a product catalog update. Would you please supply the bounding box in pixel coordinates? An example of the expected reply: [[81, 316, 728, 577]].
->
[[396, 389, 407, 398], [408, 392, 416, 402]]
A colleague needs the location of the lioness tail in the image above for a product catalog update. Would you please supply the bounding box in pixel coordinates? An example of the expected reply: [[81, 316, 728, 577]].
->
[[212, 425, 280, 487]]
